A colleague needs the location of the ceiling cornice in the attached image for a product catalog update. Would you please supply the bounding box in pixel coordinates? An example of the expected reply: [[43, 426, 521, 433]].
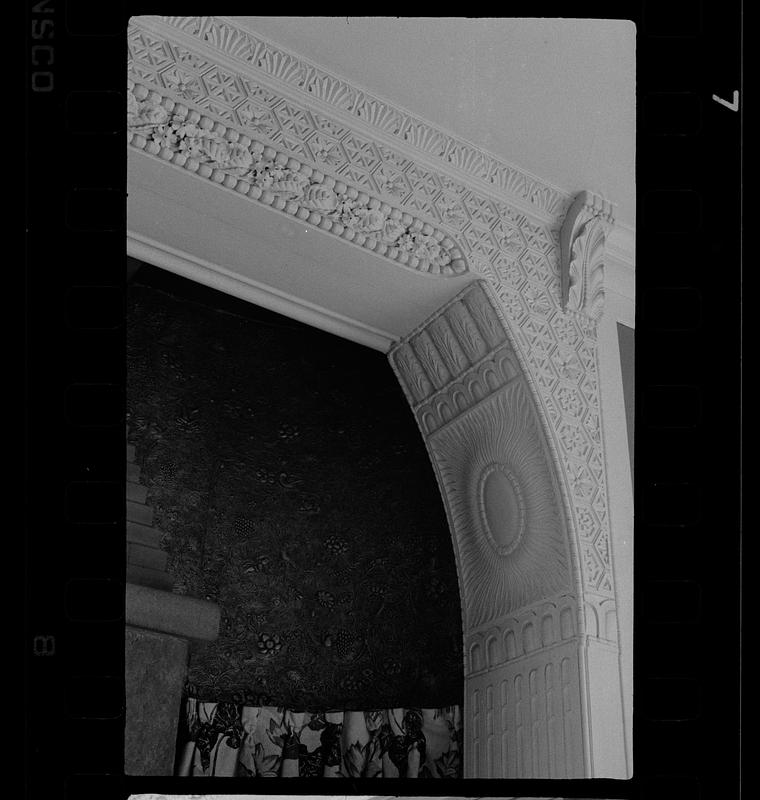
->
[[134, 16, 581, 220], [128, 16, 635, 306]]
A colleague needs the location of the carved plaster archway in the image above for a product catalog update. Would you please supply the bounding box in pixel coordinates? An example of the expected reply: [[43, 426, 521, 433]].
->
[[389, 280, 624, 778], [127, 15, 630, 779]]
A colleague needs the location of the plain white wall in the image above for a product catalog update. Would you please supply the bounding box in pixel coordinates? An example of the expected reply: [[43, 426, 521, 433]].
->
[[596, 256, 635, 777]]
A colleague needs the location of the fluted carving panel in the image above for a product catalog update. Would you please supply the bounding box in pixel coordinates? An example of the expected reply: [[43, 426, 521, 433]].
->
[[467, 639, 584, 778]]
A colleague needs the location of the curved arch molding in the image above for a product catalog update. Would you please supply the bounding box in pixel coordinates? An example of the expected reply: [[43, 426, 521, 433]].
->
[[389, 281, 627, 778]]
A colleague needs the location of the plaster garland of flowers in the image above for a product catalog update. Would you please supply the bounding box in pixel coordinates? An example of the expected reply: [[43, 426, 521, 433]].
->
[[127, 84, 468, 277]]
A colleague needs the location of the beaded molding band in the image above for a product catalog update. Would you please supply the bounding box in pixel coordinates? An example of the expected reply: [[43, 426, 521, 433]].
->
[[128, 83, 469, 277]]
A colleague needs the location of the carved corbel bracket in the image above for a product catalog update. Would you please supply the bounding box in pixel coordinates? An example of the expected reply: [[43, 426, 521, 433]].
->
[[559, 191, 615, 321]]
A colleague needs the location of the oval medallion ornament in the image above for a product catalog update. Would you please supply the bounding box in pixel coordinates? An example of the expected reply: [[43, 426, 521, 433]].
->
[[478, 464, 526, 556]]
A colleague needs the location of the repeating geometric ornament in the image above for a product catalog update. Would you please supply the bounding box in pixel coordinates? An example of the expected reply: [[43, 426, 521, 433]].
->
[[128, 63, 159, 85], [377, 143, 410, 171], [598, 572, 614, 594], [307, 134, 345, 169], [591, 490, 609, 525], [581, 543, 606, 589], [434, 192, 470, 231], [403, 192, 442, 224], [557, 421, 591, 460], [583, 408, 602, 445], [172, 45, 214, 74], [342, 132, 382, 171], [373, 164, 412, 202], [492, 220, 525, 256], [568, 463, 595, 501], [521, 219, 556, 254], [580, 374, 600, 408], [405, 164, 442, 199], [277, 132, 314, 162], [461, 225, 499, 259], [533, 353, 560, 394], [576, 506, 600, 541], [492, 254, 524, 287], [552, 346, 583, 382], [522, 317, 556, 357], [198, 98, 236, 123], [273, 102, 316, 140], [554, 386, 585, 418], [496, 286, 530, 326], [238, 78, 285, 108], [129, 29, 176, 70], [554, 315, 582, 347], [234, 100, 280, 139], [462, 194, 499, 229], [587, 447, 605, 482], [541, 393, 562, 426], [577, 341, 597, 371], [594, 529, 611, 567], [522, 282, 554, 317], [201, 65, 246, 106], [159, 66, 205, 102], [337, 164, 378, 193], [519, 248, 555, 283]]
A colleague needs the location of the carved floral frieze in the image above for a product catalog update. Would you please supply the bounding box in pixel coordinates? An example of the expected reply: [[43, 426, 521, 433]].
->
[[128, 84, 468, 276]]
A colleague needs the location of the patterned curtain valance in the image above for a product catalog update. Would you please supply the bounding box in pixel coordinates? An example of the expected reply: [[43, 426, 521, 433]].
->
[[177, 700, 462, 778]]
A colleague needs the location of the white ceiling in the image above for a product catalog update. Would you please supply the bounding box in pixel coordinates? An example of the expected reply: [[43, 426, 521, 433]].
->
[[228, 16, 636, 228]]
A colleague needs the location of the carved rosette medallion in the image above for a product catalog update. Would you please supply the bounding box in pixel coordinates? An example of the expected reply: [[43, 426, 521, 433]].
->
[[429, 379, 572, 632], [477, 463, 527, 556]]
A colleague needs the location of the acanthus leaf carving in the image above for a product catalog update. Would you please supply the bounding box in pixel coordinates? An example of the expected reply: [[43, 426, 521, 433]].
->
[[559, 190, 615, 322]]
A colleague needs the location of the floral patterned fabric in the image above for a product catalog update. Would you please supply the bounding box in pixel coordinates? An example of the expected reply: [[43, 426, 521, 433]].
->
[[126, 270, 463, 710], [177, 699, 462, 778]]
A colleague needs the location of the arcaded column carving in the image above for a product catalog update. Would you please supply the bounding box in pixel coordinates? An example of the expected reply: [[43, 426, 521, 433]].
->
[[390, 280, 624, 777], [559, 191, 615, 321]]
